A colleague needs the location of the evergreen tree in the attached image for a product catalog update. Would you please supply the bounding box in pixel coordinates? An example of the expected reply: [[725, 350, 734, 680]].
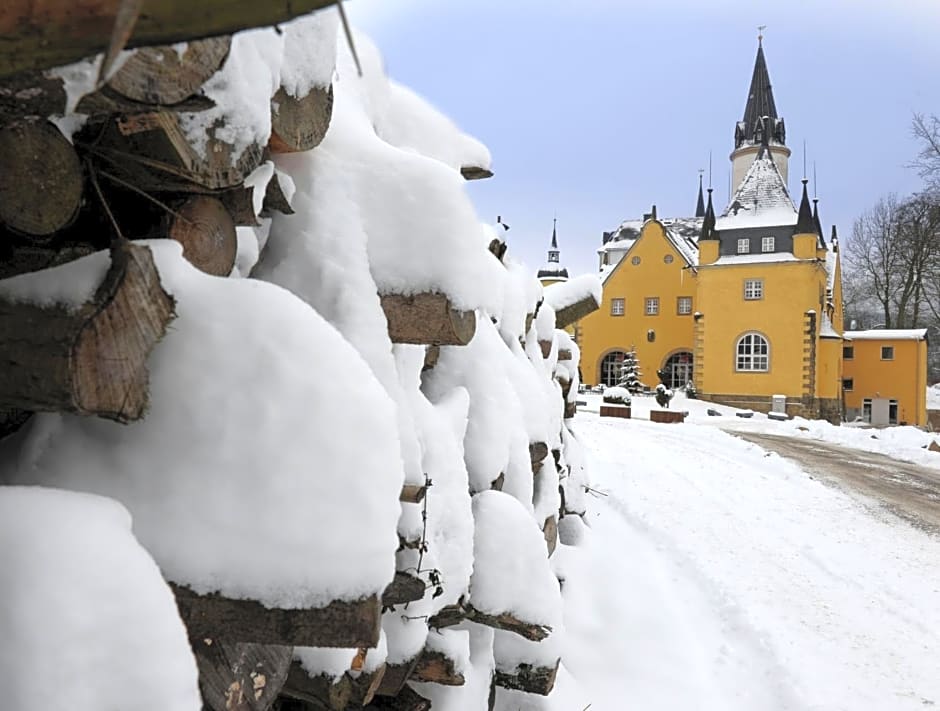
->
[[618, 347, 643, 393]]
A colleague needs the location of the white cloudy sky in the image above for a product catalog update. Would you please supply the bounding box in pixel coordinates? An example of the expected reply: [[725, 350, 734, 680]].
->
[[347, 0, 940, 275]]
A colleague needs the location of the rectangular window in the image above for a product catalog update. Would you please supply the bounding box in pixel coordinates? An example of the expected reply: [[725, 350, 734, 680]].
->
[[743, 279, 763, 300], [842, 378, 854, 391], [645, 297, 659, 316], [761, 236, 775, 252], [889, 400, 899, 425], [737, 238, 750, 254], [610, 298, 625, 316], [863, 398, 872, 423], [843, 346, 854, 360], [881, 346, 894, 360], [677, 296, 692, 315]]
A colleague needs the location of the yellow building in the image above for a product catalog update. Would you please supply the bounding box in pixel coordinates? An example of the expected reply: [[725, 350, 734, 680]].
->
[[577, 37, 925, 426], [842, 330, 928, 426]]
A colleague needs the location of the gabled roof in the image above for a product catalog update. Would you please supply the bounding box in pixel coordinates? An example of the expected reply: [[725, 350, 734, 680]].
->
[[716, 145, 797, 230], [742, 42, 778, 139], [600, 218, 698, 286]]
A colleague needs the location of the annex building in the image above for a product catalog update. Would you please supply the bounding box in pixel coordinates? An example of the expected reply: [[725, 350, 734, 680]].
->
[[570, 38, 927, 426]]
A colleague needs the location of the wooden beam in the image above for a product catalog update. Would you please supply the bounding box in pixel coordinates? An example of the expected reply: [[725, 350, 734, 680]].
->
[[0, 241, 174, 421], [171, 584, 382, 648], [375, 657, 419, 698], [191, 638, 292, 711], [528, 441, 548, 475], [421, 344, 440, 372], [380, 293, 476, 346], [542, 515, 557, 557], [381, 572, 425, 608], [538, 339, 552, 359], [0, 0, 339, 78], [553, 294, 600, 330], [494, 659, 559, 696]]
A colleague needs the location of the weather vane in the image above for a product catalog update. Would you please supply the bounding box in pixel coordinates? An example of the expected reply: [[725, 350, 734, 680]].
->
[[758, 25, 767, 44]]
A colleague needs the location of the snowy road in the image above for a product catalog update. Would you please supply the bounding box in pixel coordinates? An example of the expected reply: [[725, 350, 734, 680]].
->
[[562, 412, 940, 711], [731, 431, 940, 536]]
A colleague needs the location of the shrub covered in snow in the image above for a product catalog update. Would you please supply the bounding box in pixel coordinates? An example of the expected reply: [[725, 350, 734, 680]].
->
[[603, 386, 632, 405]]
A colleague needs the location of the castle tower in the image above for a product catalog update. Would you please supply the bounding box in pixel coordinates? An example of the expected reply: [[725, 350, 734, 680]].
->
[[537, 218, 569, 284], [730, 36, 791, 194]]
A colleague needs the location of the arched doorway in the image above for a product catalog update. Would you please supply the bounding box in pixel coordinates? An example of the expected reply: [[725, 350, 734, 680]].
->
[[598, 350, 627, 387], [662, 351, 693, 389]]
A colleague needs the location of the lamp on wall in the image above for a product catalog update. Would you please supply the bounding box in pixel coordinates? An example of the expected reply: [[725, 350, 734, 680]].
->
[[647, 329, 655, 342]]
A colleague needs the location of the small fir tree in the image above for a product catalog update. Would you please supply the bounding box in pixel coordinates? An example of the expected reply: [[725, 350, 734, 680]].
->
[[618, 347, 643, 394]]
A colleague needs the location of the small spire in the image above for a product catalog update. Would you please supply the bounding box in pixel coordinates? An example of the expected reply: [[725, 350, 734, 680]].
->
[[551, 218, 558, 249], [695, 173, 706, 217], [813, 198, 825, 247], [700, 188, 717, 240], [795, 178, 816, 235]]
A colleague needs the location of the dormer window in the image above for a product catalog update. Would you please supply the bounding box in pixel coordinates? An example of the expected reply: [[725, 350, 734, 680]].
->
[[761, 236, 775, 252], [737, 238, 750, 254]]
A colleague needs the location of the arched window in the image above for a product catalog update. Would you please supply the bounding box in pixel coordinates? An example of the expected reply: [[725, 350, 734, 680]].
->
[[662, 351, 693, 389], [599, 350, 627, 387], [736, 333, 769, 372]]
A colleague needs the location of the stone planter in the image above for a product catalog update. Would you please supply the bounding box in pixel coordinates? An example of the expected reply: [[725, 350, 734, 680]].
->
[[600, 404, 631, 419], [650, 409, 684, 424]]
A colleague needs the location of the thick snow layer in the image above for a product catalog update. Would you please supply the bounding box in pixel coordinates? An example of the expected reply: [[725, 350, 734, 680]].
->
[[413, 626, 495, 711], [711, 252, 800, 265], [493, 627, 562, 671], [717, 149, 797, 230], [1, 243, 402, 608], [280, 8, 339, 96], [294, 631, 387, 680], [0, 248, 109, 310], [378, 80, 491, 173], [0, 487, 200, 711], [844, 328, 928, 341], [470, 490, 563, 627], [542, 274, 601, 312], [564, 406, 940, 710]]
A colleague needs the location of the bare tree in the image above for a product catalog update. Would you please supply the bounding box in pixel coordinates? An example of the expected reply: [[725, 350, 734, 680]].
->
[[912, 113, 940, 189]]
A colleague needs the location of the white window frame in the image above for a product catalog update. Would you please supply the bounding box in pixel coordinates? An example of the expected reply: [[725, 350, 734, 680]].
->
[[761, 236, 775, 252], [677, 296, 692, 315], [645, 297, 659, 316], [737, 238, 750, 254], [610, 298, 625, 316], [735, 332, 770, 372], [743, 278, 763, 300]]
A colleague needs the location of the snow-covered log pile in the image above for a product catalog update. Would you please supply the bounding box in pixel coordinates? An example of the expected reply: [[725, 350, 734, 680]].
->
[[0, 8, 591, 711]]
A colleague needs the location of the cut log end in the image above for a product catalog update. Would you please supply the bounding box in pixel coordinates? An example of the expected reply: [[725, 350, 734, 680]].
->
[[165, 195, 237, 276], [461, 166, 494, 181], [494, 660, 559, 696], [382, 572, 425, 608], [106, 37, 232, 105], [411, 650, 465, 686], [381, 293, 476, 346], [193, 639, 291, 711], [269, 84, 334, 154], [0, 119, 82, 237], [399, 484, 427, 505]]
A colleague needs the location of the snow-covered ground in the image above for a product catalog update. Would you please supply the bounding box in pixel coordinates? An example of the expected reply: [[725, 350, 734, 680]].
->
[[561, 404, 940, 710]]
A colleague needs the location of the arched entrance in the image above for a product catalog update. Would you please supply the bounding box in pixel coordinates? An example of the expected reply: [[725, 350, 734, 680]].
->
[[598, 350, 627, 387], [662, 351, 693, 389]]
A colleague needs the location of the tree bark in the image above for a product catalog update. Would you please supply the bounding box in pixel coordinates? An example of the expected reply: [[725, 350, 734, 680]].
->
[[399, 484, 427, 505], [0, 119, 83, 238], [366, 685, 431, 711], [375, 657, 420, 698], [260, 171, 295, 218], [0, 70, 66, 122], [0, 0, 338, 78], [164, 194, 237, 276], [269, 85, 333, 154], [460, 166, 493, 181], [381, 572, 425, 608], [105, 37, 231, 105], [528, 441, 548, 475], [281, 659, 386, 710], [0, 241, 174, 421], [171, 584, 382, 648], [427, 601, 552, 642], [192, 638, 292, 711], [380, 293, 476, 346], [542, 515, 557, 557], [554, 294, 601, 329]]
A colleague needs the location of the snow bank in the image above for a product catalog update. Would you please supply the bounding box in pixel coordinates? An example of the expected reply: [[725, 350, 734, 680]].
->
[[280, 9, 340, 96], [1, 243, 402, 608], [470, 491, 563, 627], [0, 487, 200, 711]]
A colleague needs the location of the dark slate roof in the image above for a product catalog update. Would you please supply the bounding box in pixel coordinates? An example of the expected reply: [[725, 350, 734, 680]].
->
[[700, 188, 717, 240], [537, 266, 569, 279], [743, 42, 777, 137], [813, 199, 826, 248], [550, 218, 558, 249], [695, 176, 705, 218], [795, 179, 817, 235]]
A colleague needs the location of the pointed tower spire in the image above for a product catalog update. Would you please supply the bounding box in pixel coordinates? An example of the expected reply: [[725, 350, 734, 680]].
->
[[743, 40, 778, 135], [538, 218, 568, 281], [695, 174, 706, 217], [795, 179, 816, 234], [700, 188, 717, 240], [813, 198, 826, 247], [551, 217, 558, 250]]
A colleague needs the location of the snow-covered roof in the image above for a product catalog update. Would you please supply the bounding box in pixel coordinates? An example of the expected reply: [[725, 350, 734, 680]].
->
[[824, 249, 838, 292], [601, 216, 703, 251], [716, 147, 797, 231], [844, 329, 928, 341], [711, 252, 800, 266], [663, 224, 699, 267]]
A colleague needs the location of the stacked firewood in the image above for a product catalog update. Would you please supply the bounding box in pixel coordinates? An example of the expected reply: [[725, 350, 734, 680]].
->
[[0, 7, 599, 711]]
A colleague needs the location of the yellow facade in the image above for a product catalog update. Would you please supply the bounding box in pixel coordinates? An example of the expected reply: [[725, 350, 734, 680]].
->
[[842, 335, 927, 426], [579, 220, 697, 389]]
